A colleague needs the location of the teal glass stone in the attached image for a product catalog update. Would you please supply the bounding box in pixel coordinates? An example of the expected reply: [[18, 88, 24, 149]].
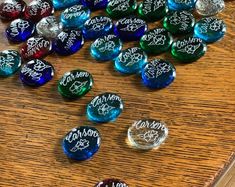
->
[[168, 0, 196, 11], [53, 0, 81, 10]]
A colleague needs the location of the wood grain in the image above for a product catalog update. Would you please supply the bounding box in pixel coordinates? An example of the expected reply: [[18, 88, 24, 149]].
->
[[0, 1, 235, 187]]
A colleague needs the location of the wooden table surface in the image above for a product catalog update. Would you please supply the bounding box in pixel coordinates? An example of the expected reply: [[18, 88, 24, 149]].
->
[[0, 1, 235, 187]]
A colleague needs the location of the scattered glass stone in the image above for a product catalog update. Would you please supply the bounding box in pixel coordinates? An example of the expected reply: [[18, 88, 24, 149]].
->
[[62, 126, 101, 161], [196, 0, 225, 16], [114, 17, 148, 41], [90, 34, 122, 61], [81, 0, 108, 10], [141, 59, 176, 89], [128, 119, 168, 150], [6, 18, 35, 43], [53, 0, 81, 10], [95, 179, 128, 187], [0, 50, 21, 77], [168, 0, 196, 11], [87, 92, 124, 123], [58, 69, 93, 99], [114, 47, 148, 74], [140, 28, 173, 54], [19, 59, 54, 87], [163, 11, 195, 35], [194, 17, 226, 43]]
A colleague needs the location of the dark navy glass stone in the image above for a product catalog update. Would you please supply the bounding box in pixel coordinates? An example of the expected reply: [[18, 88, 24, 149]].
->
[[6, 18, 35, 43], [19, 59, 54, 87], [62, 126, 101, 161], [168, 0, 196, 11], [141, 59, 176, 89], [114, 17, 148, 41], [53, 0, 81, 10], [53, 30, 84, 56], [81, 0, 108, 10]]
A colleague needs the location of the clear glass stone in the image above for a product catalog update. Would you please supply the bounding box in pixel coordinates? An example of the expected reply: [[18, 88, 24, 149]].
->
[[196, 0, 225, 16]]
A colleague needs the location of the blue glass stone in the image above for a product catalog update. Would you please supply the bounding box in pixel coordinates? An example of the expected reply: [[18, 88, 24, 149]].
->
[[168, 0, 196, 11], [141, 59, 176, 89], [194, 17, 226, 43], [62, 126, 101, 161], [20, 59, 54, 87], [114, 17, 148, 41], [6, 18, 35, 43], [81, 0, 108, 10], [82, 16, 113, 40], [87, 92, 124, 123], [53, 30, 84, 56], [114, 47, 148, 74], [53, 0, 81, 10]]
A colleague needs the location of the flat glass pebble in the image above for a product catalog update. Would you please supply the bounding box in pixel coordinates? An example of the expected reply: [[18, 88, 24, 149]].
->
[[106, 0, 137, 19], [114, 47, 148, 74], [171, 36, 207, 62], [95, 179, 128, 187], [60, 5, 90, 29], [196, 0, 225, 16], [20, 59, 54, 87], [140, 28, 173, 54], [114, 17, 148, 41], [90, 34, 122, 61], [53, 30, 84, 56], [87, 92, 124, 123], [163, 11, 195, 35], [168, 0, 196, 11], [58, 69, 93, 99], [127, 119, 168, 150], [82, 16, 113, 40], [81, 0, 108, 10], [141, 59, 176, 89], [6, 18, 35, 43], [194, 17, 226, 43], [0, 50, 21, 77], [62, 126, 101, 161], [53, 0, 81, 10]]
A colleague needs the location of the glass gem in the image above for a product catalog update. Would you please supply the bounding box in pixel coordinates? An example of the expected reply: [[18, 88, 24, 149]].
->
[[194, 17, 226, 43], [82, 16, 113, 40], [0, 50, 21, 77], [167, 0, 196, 11], [171, 36, 207, 62], [19, 59, 54, 87], [106, 0, 137, 19], [140, 28, 173, 54], [95, 179, 128, 187], [114, 17, 148, 41], [127, 119, 168, 150], [87, 92, 124, 123], [196, 0, 225, 16], [90, 34, 122, 61], [114, 47, 148, 74], [81, 0, 108, 10], [53, 30, 84, 56], [163, 11, 195, 35], [141, 59, 176, 89], [6, 18, 35, 43], [62, 126, 101, 161], [53, 0, 81, 10], [58, 69, 93, 99], [0, 0, 26, 20]]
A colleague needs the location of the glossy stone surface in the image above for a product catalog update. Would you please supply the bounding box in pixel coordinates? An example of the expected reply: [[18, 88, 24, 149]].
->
[[0, 50, 21, 77], [196, 0, 225, 16], [6, 18, 35, 43], [53, 0, 81, 10], [53, 30, 84, 56], [168, 0, 196, 11], [87, 92, 124, 123], [90, 34, 122, 61], [127, 119, 168, 150], [171, 36, 207, 62], [20, 59, 54, 87], [62, 126, 101, 161], [81, 0, 108, 10], [95, 179, 128, 187], [194, 17, 226, 43], [163, 11, 195, 35], [140, 28, 173, 54], [114, 17, 148, 41], [141, 59, 176, 89], [58, 69, 93, 99], [114, 47, 147, 74]]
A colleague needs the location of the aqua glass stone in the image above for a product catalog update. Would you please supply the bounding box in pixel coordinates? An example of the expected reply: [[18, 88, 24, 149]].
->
[[53, 0, 81, 10], [81, 0, 108, 10], [6, 18, 35, 43], [0, 50, 21, 77], [196, 0, 225, 16], [95, 179, 129, 187], [90, 34, 122, 61], [114, 47, 148, 74], [62, 126, 101, 161], [87, 92, 124, 123], [114, 17, 148, 41], [141, 59, 176, 89], [168, 0, 196, 11], [194, 17, 226, 43], [82, 16, 113, 40]]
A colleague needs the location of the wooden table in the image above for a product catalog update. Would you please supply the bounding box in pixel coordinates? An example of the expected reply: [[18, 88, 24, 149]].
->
[[0, 1, 234, 187]]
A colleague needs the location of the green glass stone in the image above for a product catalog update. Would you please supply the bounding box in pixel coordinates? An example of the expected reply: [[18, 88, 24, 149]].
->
[[140, 28, 173, 54], [171, 36, 207, 63], [58, 69, 93, 99]]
